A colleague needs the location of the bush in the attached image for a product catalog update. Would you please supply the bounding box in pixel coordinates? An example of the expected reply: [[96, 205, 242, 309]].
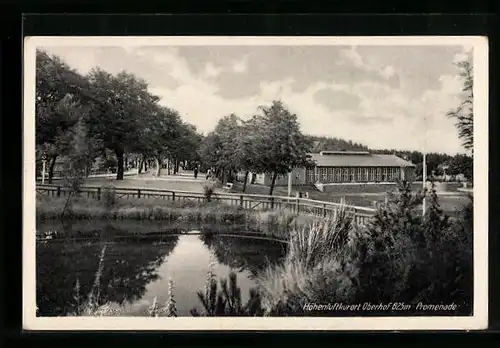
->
[[257, 180, 473, 316], [101, 185, 117, 209], [191, 269, 264, 317], [203, 183, 215, 202]]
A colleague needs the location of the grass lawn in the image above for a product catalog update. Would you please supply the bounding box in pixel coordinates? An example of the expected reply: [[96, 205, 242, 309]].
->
[[49, 175, 215, 193], [45, 175, 471, 217], [228, 182, 471, 217]]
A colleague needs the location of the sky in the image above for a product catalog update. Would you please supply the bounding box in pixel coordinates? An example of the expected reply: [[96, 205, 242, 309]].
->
[[40, 43, 473, 155]]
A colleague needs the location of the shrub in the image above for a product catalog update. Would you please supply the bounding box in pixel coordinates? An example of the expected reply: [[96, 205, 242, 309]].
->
[[101, 185, 117, 209], [203, 183, 215, 202], [347, 181, 473, 312], [191, 271, 264, 316], [257, 180, 473, 316]]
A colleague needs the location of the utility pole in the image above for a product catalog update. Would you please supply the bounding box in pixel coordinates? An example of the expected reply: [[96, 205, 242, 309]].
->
[[422, 152, 426, 216], [288, 171, 292, 196], [422, 115, 427, 217]]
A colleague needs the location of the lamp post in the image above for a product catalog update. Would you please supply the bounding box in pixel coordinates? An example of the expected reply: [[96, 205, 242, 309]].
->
[[288, 171, 292, 197], [422, 114, 428, 217], [422, 152, 426, 216]]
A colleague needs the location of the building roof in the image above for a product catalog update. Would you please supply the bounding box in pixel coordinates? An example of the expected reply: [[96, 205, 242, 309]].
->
[[308, 151, 416, 167]]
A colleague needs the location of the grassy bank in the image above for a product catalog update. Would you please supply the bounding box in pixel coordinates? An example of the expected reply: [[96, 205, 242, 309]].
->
[[36, 194, 319, 241]]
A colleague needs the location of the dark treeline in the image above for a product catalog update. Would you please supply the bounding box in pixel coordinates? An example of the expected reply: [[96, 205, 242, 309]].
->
[[370, 149, 472, 180], [305, 135, 369, 152]]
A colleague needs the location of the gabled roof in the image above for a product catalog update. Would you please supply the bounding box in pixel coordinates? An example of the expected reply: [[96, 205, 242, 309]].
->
[[308, 152, 416, 167]]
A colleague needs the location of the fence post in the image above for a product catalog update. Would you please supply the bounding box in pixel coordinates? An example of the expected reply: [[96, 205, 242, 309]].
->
[[323, 203, 327, 218], [296, 198, 300, 213], [137, 189, 141, 199], [270, 197, 274, 209], [57, 186, 61, 197], [97, 187, 101, 200], [172, 191, 175, 201], [240, 195, 243, 208]]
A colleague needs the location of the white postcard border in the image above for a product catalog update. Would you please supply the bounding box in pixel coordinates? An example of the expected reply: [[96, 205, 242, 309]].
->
[[23, 35, 489, 331]]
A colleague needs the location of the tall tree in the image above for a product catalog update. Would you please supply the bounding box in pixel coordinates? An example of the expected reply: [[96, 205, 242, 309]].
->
[[36, 50, 90, 183], [447, 59, 474, 153], [86, 69, 159, 180], [253, 100, 312, 196], [235, 116, 260, 192], [198, 114, 242, 183]]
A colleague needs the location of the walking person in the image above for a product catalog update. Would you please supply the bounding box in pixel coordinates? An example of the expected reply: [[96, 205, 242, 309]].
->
[[206, 168, 211, 180], [194, 167, 198, 179]]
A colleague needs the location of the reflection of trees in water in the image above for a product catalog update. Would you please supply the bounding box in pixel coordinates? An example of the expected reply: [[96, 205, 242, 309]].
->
[[38, 220, 184, 241], [36, 225, 179, 316], [199, 234, 287, 279]]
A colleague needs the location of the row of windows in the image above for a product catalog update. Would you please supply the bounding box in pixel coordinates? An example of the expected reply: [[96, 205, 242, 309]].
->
[[306, 167, 402, 183]]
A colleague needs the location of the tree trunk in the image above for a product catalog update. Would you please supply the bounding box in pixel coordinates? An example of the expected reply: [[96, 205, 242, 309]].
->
[[48, 155, 57, 184], [137, 157, 143, 174], [242, 171, 249, 193], [269, 172, 278, 196], [174, 158, 179, 174], [251, 173, 256, 184], [155, 157, 161, 177], [116, 149, 124, 180]]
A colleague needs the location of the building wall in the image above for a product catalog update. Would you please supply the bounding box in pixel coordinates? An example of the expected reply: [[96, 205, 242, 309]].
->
[[247, 166, 415, 187], [249, 168, 306, 186], [307, 166, 410, 184], [262, 167, 306, 186]]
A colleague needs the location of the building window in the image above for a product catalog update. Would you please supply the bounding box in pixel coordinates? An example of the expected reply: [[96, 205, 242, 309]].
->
[[376, 168, 382, 182], [363, 168, 369, 182], [369, 168, 375, 181], [306, 168, 315, 183], [350, 168, 356, 182], [356, 168, 362, 182], [382, 167, 388, 181], [327, 167, 334, 182], [343, 168, 349, 182], [387, 168, 393, 181], [320, 167, 328, 182], [335, 168, 341, 182], [394, 167, 400, 181]]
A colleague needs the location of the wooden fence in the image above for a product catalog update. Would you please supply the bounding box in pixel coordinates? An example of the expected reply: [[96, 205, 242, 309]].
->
[[35, 184, 377, 225]]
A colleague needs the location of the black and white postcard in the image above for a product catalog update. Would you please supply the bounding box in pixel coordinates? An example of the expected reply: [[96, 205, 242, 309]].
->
[[23, 36, 488, 330]]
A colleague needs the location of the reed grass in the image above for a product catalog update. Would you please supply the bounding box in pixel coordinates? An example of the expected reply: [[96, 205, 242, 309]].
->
[[37, 195, 324, 241]]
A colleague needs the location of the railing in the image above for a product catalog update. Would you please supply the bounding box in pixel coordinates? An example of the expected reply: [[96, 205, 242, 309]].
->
[[35, 184, 377, 225]]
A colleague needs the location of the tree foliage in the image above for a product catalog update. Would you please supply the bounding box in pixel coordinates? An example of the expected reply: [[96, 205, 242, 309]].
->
[[36, 50, 203, 183], [446, 59, 474, 153], [253, 100, 312, 195]]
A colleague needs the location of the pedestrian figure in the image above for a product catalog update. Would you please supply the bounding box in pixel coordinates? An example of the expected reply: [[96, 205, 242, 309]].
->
[[194, 168, 198, 179], [206, 168, 212, 180]]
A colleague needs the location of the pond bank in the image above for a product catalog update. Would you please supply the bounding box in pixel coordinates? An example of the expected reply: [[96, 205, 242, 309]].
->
[[37, 219, 290, 244], [36, 195, 319, 241]]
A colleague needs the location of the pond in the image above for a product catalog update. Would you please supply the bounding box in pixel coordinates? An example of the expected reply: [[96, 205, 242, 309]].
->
[[36, 220, 287, 317]]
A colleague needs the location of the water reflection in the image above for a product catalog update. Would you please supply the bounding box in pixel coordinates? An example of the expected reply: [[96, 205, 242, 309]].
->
[[200, 234, 287, 278], [36, 221, 286, 316], [36, 235, 179, 316]]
